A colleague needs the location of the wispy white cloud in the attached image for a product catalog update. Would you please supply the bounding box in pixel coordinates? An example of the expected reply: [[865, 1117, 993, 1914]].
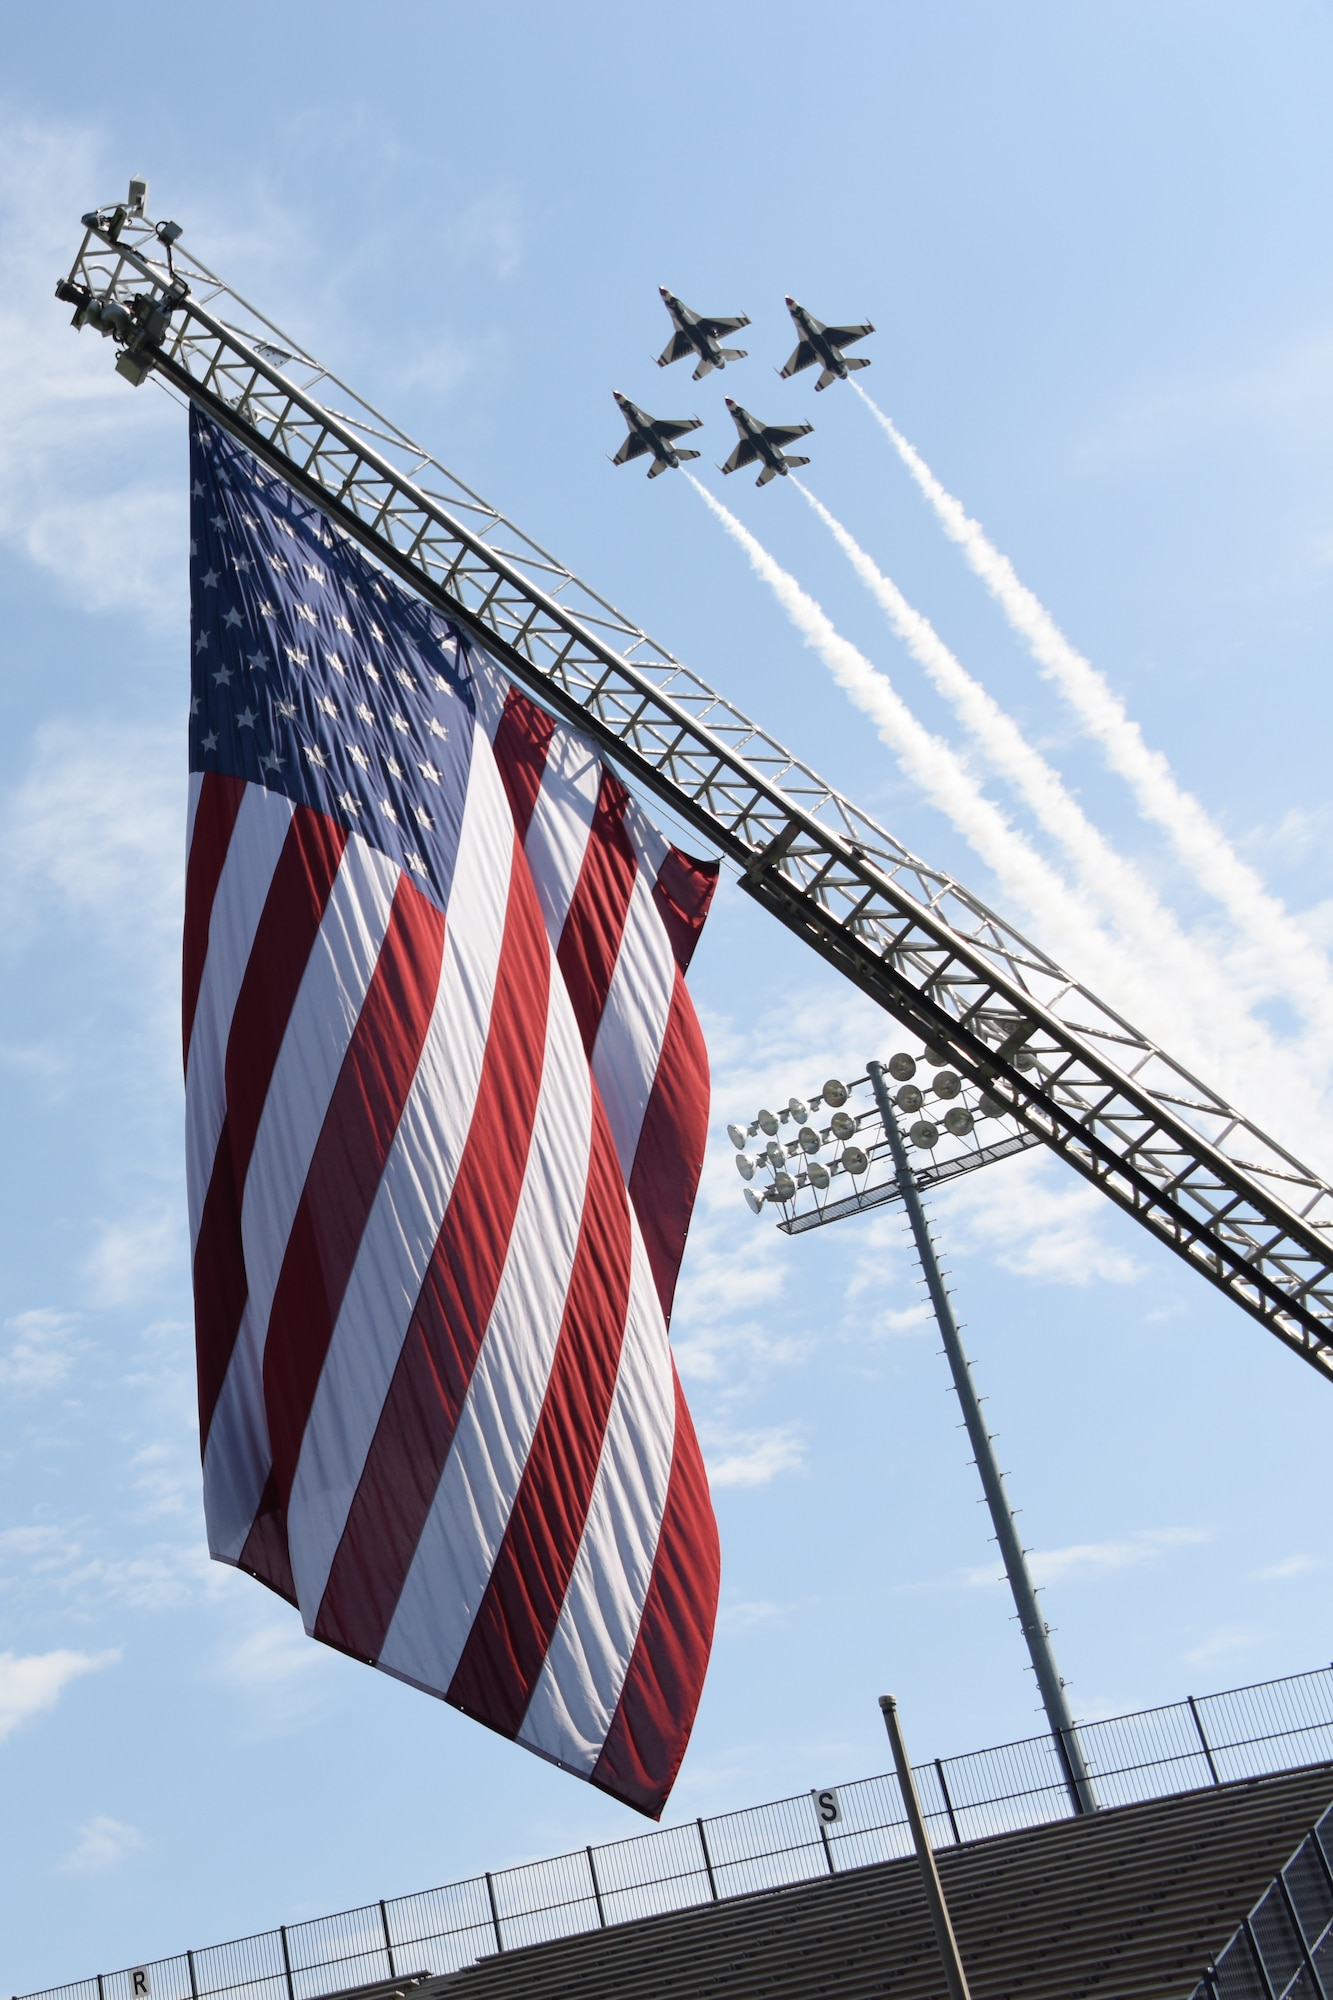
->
[[1254, 1554, 1320, 1581], [0, 1647, 119, 1741], [701, 1423, 805, 1490], [0, 1309, 81, 1393], [939, 1148, 1144, 1287], [446, 185, 523, 279], [964, 1526, 1210, 1589], [1184, 1628, 1263, 1671], [61, 1815, 144, 1873], [716, 1599, 792, 1637], [83, 1203, 183, 1309]]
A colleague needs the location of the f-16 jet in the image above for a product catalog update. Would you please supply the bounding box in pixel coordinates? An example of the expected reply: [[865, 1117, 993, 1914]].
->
[[720, 399, 814, 487], [779, 297, 875, 390], [656, 287, 750, 380], [610, 391, 703, 479]]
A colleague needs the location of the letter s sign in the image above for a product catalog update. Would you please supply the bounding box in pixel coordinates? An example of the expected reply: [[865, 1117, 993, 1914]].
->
[[812, 1787, 842, 1827]]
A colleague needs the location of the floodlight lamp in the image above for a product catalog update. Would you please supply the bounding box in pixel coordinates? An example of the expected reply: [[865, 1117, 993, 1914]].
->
[[808, 1161, 830, 1189], [1015, 1051, 1037, 1071], [727, 1123, 748, 1150], [797, 1126, 820, 1155], [757, 1108, 779, 1136], [830, 1110, 856, 1141], [744, 1187, 764, 1215], [788, 1096, 808, 1122], [765, 1139, 785, 1165], [894, 1084, 923, 1113], [127, 175, 149, 215], [978, 1093, 1006, 1118], [909, 1120, 939, 1149], [735, 1154, 755, 1181], [944, 1107, 974, 1136], [887, 1053, 916, 1081], [922, 1047, 950, 1068], [933, 1071, 961, 1100], [841, 1145, 869, 1176], [822, 1078, 849, 1107], [773, 1172, 797, 1202]]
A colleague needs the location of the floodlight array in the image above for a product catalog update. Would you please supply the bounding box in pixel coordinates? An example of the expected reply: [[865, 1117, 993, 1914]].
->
[[728, 1045, 1043, 1235]]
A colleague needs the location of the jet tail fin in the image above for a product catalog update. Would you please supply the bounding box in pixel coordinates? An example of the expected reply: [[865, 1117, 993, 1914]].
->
[[692, 358, 716, 381], [785, 456, 811, 470], [756, 465, 779, 487], [718, 347, 748, 363], [815, 369, 838, 391], [844, 355, 871, 372], [675, 448, 701, 463]]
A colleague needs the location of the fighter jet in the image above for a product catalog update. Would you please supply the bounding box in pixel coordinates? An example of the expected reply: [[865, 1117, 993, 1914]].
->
[[610, 391, 703, 479], [656, 287, 750, 381], [720, 399, 814, 488], [779, 297, 875, 390]]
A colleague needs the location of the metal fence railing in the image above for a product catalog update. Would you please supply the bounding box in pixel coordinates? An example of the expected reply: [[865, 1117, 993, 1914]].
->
[[20, 1664, 1333, 2000], [1190, 1798, 1333, 1998]]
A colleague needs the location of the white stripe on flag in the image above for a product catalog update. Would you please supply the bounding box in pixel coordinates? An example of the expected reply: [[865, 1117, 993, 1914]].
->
[[523, 725, 600, 946], [186, 787, 296, 1248], [517, 1221, 675, 1772], [378, 970, 592, 1692], [203, 833, 401, 1559], [591, 867, 677, 1181]]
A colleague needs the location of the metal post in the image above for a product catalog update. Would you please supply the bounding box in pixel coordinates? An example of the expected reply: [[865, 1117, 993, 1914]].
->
[[1276, 1871, 1329, 2000], [696, 1818, 720, 1902], [1188, 1695, 1222, 1785], [586, 1847, 607, 1929], [879, 1695, 972, 2000], [187, 1952, 199, 2000], [484, 1872, 504, 1954], [869, 1061, 1099, 1817], [818, 1818, 836, 1876], [935, 1759, 963, 1846], [278, 1927, 296, 2000], [1241, 1914, 1279, 2000], [378, 1901, 396, 1978]]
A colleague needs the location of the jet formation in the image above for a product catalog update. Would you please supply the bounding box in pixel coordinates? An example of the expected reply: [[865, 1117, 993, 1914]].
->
[[610, 288, 873, 484]]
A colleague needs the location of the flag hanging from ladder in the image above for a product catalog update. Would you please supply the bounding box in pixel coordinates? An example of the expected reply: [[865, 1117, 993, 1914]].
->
[[184, 409, 719, 1816]]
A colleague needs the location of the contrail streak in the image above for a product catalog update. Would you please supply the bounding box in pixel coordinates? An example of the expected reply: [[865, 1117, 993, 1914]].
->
[[792, 477, 1314, 1110], [683, 473, 1151, 1012], [854, 382, 1333, 1038]]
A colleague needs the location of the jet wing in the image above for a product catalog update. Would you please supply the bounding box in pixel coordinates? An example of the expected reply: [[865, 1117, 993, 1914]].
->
[[654, 417, 704, 442], [699, 314, 749, 337], [780, 341, 817, 379], [824, 322, 874, 348], [657, 330, 697, 367], [613, 433, 652, 465], [721, 440, 759, 473], [760, 421, 815, 446]]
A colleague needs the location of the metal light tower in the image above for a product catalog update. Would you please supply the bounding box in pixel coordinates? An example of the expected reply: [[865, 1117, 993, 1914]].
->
[[730, 1046, 1098, 1815]]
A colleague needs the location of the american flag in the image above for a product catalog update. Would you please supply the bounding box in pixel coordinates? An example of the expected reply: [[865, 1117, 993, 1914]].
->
[[185, 409, 719, 1816]]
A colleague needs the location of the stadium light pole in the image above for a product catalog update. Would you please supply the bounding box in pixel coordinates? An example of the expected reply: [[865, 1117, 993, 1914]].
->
[[866, 1060, 1099, 1817]]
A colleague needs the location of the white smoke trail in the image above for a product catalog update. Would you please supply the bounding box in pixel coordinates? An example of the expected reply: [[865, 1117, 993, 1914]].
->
[[684, 474, 1153, 1011], [792, 477, 1318, 1115], [854, 383, 1333, 1039]]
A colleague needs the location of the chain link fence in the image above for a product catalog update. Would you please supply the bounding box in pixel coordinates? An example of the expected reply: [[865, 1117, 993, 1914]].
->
[[22, 1664, 1333, 2000]]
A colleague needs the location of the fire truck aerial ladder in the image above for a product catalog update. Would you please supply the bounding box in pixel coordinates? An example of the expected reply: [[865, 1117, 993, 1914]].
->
[[56, 183, 1333, 1382]]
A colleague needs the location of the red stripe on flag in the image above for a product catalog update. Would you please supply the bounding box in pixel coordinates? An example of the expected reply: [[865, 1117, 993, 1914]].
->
[[182, 773, 247, 1064], [590, 1369, 719, 1818], [557, 769, 638, 1056], [628, 971, 711, 1323], [490, 687, 558, 844], [446, 1099, 633, 1737], [651, 848, 719, 975], [313, 840, 551, 1659], [194, 806, 349, 1451], [263, 874, 446, 1511]]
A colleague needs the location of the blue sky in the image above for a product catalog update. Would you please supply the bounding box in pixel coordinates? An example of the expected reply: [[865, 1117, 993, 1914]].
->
[[3, 0, 1333, 1988]]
